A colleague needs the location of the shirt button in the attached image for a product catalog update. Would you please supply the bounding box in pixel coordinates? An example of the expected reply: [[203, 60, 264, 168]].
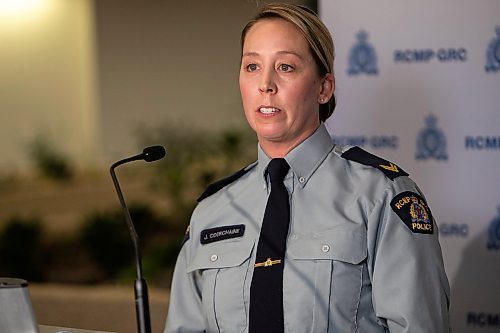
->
[[321, 245, 330, 253], [210, 254, 218, 262], [299, 177, 306, 183]]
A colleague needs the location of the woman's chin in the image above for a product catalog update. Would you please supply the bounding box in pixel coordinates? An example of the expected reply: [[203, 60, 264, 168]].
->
[[255, 126, 287, 143]]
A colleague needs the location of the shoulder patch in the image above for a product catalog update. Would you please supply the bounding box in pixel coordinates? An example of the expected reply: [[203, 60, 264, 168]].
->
[[391, 191, 434, 234], [181, 225, 190, 246], [197, 163, 257, 202], [341, 146, 408, 180]]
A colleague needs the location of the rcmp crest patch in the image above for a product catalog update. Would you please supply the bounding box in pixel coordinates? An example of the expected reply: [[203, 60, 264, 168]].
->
[[391, 191, 434, 234]]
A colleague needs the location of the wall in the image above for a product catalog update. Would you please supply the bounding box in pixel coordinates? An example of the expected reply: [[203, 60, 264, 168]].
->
[[0, 0, 99, 172], [94, 0, 308, 161], [0, 0, 310, 173]]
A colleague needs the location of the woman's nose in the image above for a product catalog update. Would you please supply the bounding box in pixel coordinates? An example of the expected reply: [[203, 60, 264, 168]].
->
[[258, 70, 277, 94]]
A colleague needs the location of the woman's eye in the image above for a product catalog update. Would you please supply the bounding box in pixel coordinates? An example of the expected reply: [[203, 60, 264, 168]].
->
[[246, 64, 258, 71], [279, 64, 293, 72]]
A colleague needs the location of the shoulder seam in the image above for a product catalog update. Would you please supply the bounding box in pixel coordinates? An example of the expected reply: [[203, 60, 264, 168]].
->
[[340, 146, 408, 181], [196, 162, 257, 202]]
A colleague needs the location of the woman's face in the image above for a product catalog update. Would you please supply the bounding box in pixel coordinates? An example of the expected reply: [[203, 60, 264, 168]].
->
[[239, 18, 328, 157]]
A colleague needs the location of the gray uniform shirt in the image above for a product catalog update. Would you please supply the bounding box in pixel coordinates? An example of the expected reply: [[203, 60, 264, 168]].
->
[[165, 124, 450, 333]]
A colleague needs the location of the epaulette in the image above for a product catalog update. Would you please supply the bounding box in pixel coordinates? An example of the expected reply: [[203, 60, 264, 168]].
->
[[341, 146, 408, 181], [197, 162, 257, 202]]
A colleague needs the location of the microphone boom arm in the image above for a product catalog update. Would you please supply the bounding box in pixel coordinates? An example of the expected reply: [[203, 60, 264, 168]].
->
[[110, 153, 144, 280], [109, 146, 165, 333]]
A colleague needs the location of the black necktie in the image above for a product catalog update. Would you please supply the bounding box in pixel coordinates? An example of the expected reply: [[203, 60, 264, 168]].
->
[[249, 158, 290, 333]]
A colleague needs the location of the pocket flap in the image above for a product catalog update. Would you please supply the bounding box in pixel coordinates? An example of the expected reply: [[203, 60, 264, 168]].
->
[[287, 225, 367, 264], [187, 240, 254, 273]]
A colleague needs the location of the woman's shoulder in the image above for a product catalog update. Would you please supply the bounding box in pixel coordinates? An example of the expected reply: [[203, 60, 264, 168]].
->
[[196, 161, 258, 202], [333, 145, 409, 181]]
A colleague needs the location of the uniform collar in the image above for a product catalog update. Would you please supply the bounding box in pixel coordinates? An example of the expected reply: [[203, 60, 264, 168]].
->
[[257, 123, 334, 188]]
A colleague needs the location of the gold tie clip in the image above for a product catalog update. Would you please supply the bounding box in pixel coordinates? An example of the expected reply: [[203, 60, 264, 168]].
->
[[254, 258, 282, 268]]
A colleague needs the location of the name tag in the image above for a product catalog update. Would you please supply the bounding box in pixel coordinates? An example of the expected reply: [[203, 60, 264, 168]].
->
[[200, 224, 245, 244]]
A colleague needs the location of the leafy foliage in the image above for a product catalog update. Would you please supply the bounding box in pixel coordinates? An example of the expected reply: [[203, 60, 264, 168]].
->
[[79, 203, 169, 280], [28, 137, 73, 181], [0, 216, 44, 281]]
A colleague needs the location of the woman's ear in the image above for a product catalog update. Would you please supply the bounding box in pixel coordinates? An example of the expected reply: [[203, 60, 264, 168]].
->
[[318, 73, 335, 103]]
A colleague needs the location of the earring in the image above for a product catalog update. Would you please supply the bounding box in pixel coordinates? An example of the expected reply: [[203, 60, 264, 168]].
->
[[319, 98, 324, 103]]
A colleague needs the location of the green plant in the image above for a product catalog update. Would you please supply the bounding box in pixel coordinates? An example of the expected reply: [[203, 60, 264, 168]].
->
[[80, 210, 134, 279], [0, 216, 44, 281], [28, 136, 73, 181], [79, 203, 171, 281]]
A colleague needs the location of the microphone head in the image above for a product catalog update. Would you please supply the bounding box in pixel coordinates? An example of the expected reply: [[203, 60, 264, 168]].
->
[[142, 145, 166, 162]]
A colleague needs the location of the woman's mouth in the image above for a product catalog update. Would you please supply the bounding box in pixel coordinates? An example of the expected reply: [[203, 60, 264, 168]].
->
[[259, 107, 281, 114]]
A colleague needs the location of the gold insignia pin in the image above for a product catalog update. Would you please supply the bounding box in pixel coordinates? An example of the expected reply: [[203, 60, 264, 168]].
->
[[255, 258, 281, 268], [379, 163, 399, 173]]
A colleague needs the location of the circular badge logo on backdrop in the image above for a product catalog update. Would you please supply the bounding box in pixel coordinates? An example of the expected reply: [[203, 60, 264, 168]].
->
[[487, 206, 500, 250], [485, 26, 500, 73], [347, 30, 379, 76], [416, 114, 448, 161]]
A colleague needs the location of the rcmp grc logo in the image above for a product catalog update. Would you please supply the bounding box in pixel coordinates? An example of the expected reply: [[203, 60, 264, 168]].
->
[[487, 206, 500, 250], [416, 114, 448, 161], [347, 30, 378, 76], [391, 191, 433, 234], [485, 26, 500, 73]]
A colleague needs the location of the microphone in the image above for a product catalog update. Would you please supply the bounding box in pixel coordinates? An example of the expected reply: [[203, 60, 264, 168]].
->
[[112, 145, 166, 167], [110, 145, 166, 333]]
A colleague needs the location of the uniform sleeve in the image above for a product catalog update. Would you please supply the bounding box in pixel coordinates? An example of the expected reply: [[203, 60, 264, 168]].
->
[[164, 236, 206, 333], [367, 177, 450, 332]]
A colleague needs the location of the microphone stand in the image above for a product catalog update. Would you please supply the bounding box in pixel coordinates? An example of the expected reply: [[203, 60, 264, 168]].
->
[[110, 147, 164, 333]]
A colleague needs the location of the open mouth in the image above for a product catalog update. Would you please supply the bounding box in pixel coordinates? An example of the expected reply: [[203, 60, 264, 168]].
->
[[259, 107, 281, 114]]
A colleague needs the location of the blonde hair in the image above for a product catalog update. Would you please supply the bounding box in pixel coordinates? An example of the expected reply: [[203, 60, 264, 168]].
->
[[241, 3, 336, 122]]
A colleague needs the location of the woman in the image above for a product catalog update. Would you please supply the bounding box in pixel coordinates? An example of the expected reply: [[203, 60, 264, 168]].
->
[[165, 3, 450, 332]]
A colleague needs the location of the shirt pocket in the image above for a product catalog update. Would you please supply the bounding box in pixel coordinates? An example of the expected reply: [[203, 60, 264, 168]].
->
[[287, 224, 367, 333], [187, 239, 254, 333]]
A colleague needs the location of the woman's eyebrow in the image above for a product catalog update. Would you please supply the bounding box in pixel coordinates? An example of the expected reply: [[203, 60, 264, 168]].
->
[[276, 50, 304, 59], [242, 50, 304, 59]]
